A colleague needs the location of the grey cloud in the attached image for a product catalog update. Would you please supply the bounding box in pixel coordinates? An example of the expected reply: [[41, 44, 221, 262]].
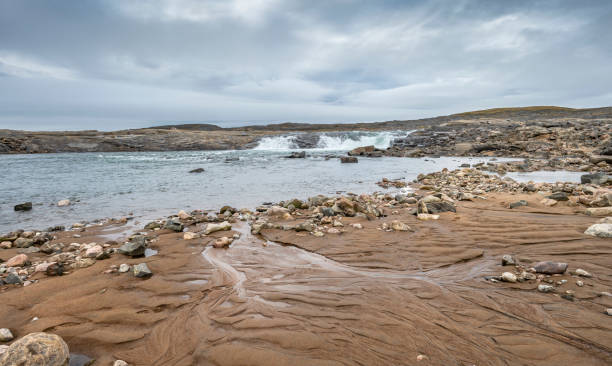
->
[[0, 0, 610, 130]]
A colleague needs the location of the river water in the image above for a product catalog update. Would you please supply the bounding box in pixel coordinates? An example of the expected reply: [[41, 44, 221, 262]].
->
[[0, 131, 583, 232]]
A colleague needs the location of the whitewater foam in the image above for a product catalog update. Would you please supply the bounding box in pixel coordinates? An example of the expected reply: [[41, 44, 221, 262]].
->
[[253, 130, 410, 151]]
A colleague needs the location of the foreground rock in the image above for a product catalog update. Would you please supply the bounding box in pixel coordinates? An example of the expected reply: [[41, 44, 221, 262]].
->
[[117, 236, 146, 257], [0, 332, 69, 365], [133, 263, 152, 278], [584, 223, 612, 238], [533, 261, 568, 275], [0, 328, 13, 342]]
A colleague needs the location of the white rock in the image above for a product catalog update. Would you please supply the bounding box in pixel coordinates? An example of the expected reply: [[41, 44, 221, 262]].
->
[[584, 223, 612, 238], [204, 221, 232, 235], [57, 199, 70, 207], [85, 245, 103, 258], [501, 272, 517, 283], [177, 210, 191, 220], [391, 220, 412, 232], [417, 213, 440, 221], [118, 264, 130, 273], [0, 328, 13, 342], [540, 198, 557, 207], [574, 268, 592, 277], [350, 223, 363, 229], [327, 228, 341, 234], [538, 284, 555, 293], [114, 361, 129, 366], [606, 309, 612, 316], [183, 232, 199, 240]]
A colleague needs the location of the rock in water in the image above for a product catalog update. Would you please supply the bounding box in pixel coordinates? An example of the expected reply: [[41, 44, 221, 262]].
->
[[0, 332, 69, 366], [286, 151, 306, 159], [133, 263, 152, 278], [14, 202, 32, 211], [584, 223, 612, 238], [340, 156, 358, 163], [533, 261, 568, 274], [204, 221, 232, 235], [117, 236, 146, 257], [0, 328, 14, 342], [57, 199, 70, 207], [189, 168, 205, 173]]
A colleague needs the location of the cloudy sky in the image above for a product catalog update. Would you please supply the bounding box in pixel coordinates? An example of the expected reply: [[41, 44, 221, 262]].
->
[[0, 0, 611, 130]]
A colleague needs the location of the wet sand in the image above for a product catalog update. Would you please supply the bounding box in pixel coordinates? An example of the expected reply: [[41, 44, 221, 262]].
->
[[1, 193, 611, 365]]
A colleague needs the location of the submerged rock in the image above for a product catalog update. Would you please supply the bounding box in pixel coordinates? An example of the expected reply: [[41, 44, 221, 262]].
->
[[0, 332, 69, 366], [189, 168, 205, 173], [57, 199, 70, 207], [14, 202, 32, 211]]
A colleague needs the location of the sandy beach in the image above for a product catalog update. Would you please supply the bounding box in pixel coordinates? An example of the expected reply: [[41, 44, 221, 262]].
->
[[1, 169, 611, 365]]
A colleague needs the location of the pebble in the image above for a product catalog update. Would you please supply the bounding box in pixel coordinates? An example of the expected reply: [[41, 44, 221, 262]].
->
[[537, 284, 555, 293], [0, 328, 14, 342], [501, 254, 515, 266], [576, 280, 584, 287], [183, 232, 199, 240], [501, 272, 517, 283], [573, 268, 592, 277]]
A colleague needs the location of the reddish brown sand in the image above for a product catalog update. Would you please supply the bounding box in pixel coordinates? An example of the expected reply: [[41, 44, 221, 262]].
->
[[1, 193, 611, 365]]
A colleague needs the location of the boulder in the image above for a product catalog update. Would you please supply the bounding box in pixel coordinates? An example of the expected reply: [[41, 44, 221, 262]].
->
[[0, 332, 69, 366], [533, 261, 568, 274], [547, 192, 569, 201], [133, 263, 152, 278], [348, 145, 375, 156], [14, 202, 32, 211], [4, 273, 22, 285], [13, 237, 34, 248], [584, 223, 612, 238], [204, 221, 232, 235]]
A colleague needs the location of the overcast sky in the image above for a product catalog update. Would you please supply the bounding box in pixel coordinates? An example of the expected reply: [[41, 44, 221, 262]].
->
[[0, 0, 611, 130]]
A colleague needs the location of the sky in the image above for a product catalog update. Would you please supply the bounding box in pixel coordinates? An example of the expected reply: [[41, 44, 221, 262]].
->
[[0, 0, 611, 131]]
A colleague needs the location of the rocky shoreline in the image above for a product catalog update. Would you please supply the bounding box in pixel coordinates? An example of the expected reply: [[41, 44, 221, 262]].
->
[[1, 106, 611, 154], [1, 166, 611, 365]]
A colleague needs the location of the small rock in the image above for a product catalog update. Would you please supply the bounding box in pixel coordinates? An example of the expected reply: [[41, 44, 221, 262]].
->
[[117, 236, 146, 257], [0, 332, 69, 365], [534, 261, 568, 275], [605, 309, 612, 316], [45, 263, 64, 276], [0, 328, 13, 342], [183, 232, 199, 240], [204, 221, 232, 235], [114, 361, 129, 366], [585, 207, 612, 216], [537, 284, 555, 293], [501, 272, 517, 283], [85, 245, 103, 258], [509, 200, 527, 209], [4, 273, 22, 285], [576, 280, 584, 287], [57, 199, 70, 207], [133, 263, 152, 278], [0, 241, 11, 249], [118, 264, 130, 273], [6, 254, 29, 267], [547, 192, 568, 201], [177, 210, 191, 220], [501, 254, 515, 266], [340, 156, 358, 163], [540, 198, 557, 207], [14, 202, 32, 211], [351, 223, 363, 229], [417, 213, 439, 220], [391, 220, 412, 232], [189, 168, 205, 173], [164, 219, 184, 232], [213, 237, 233, 248], [573, 268, 592, 277]]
